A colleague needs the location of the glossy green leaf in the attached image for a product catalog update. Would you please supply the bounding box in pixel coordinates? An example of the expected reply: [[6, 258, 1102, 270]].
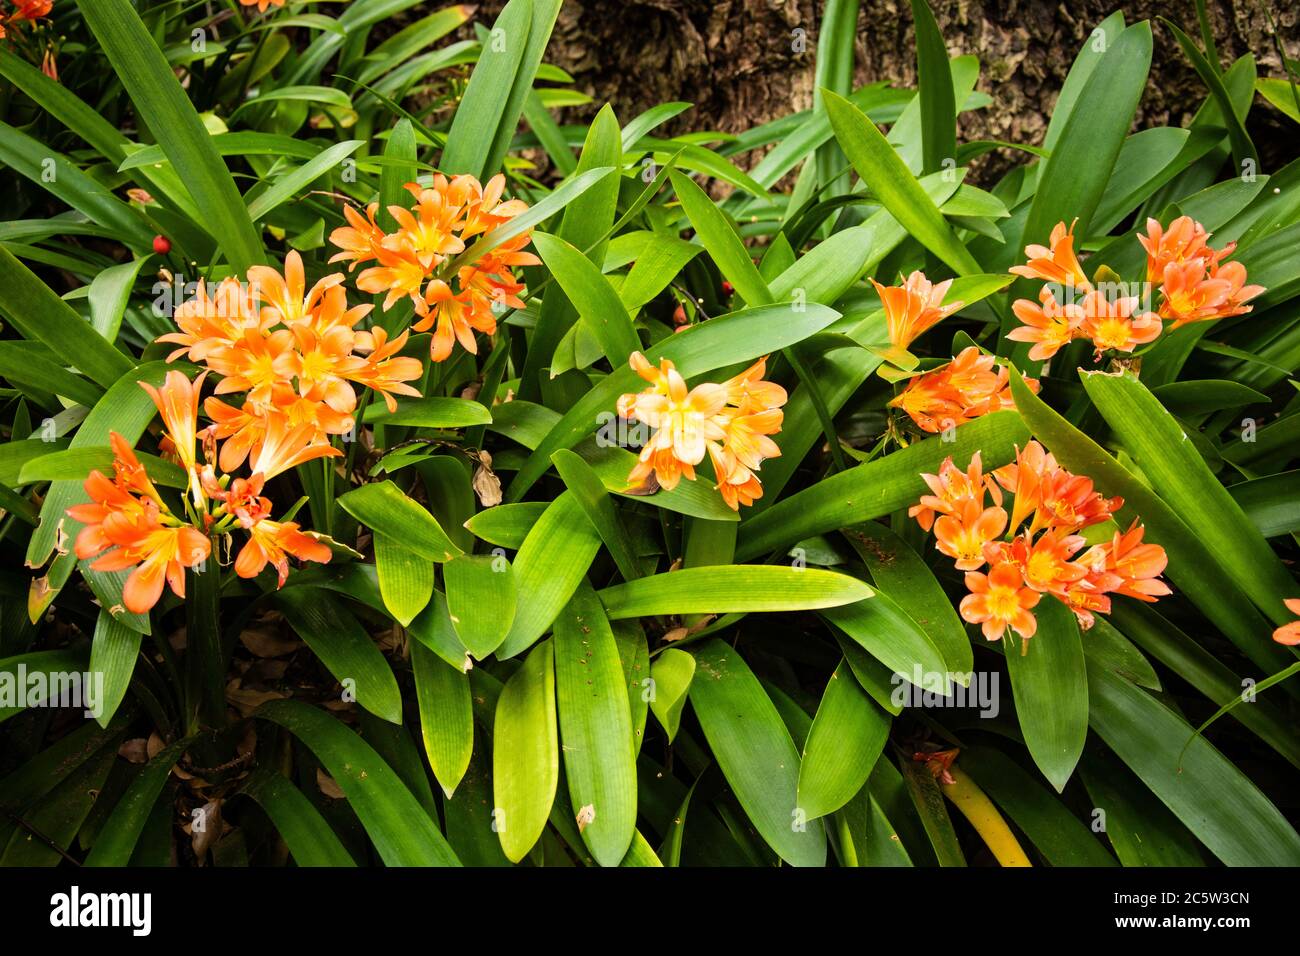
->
[[599, 566, 872, 618], [647, 648, 695, 743], [1003, 597, 1088, 792], [338, 481, 463, 562], [554, 582, 637, 866], [411, 639, 473, 797], [443, 552, 518, 659], [374, 532, 433, 627], [689, 639, 827, 866], [276, 589, 402, 724], [797, 662, 890, 820], [493, 639, 560, 862], [258, 699, 461, 866]]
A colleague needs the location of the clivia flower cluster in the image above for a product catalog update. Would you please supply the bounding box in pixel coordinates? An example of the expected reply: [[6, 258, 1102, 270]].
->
[[329, 173, 538, 363], [1007, 217, 1264, 360], [67, 252, 424, 614], [910, 443, 1170, 645], [891, 346, 1040, 435], [616, 352, 787, 511]]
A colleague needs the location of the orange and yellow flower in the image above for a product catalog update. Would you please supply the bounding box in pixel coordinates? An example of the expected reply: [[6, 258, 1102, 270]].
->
[[1273, 599, 1300, 646], [1010, 219, 1090, 292], [960, 562, 1041, 642], [617, 352, 785, 509], [1007, 287, 1084, 361], [891, 347, 1037, 434], [332, 174, 537, 363], [872, 270, 963, 351], [910, 447, 1167, 645]]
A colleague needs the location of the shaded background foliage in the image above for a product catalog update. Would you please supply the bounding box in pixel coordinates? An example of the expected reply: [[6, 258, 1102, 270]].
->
[[453, 0, 1300, 179]]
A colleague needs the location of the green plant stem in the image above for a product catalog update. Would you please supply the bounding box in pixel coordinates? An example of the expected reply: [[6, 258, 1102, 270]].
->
[[184, 553, 225, 734]]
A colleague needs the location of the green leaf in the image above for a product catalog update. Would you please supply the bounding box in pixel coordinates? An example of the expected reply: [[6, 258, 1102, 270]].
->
[[84, 738, 187, 866], [554, 582, 637, 866], [1085, 658, 1300, 866], [738, 410, 1030, 560], [689, 640, 827, 866], [19, 446, 187, 489], [362, 396, 492, 428], [241, 769, 356, 867], [1002, 597, 1088, 792], [440, 0, 530, 178], [841, 521, 973, 678], [0, 344, 102, 408], [374, 532, 433, 627], [76, 0, 263, 272], [0, 121, 154, 252], [411, 640, 473, 797], [443, 552, 518, 659], [1081, 369, 1295, 626], [823, 89, 981, 275], [647, 648, 695, 742], [599, 566, 872, 618], [276, 589, 402, 724], [407, 589, 472, 673], [797, 661, 890, 820], [258, 700, 461, 866], [552, 449, 641, 581], [1080, 749, 1204, 866], [532, 232, 640, 368], [246, 139, 363, 222], [1021, 22, 1152, 249], [464, 502, 547, 549], [0, 248, 134, 391], [910, 0, 957, 175], [338, 480, 463, 562], [493, 639, 560, 862], [89, 610, 141, 727], [1163, 18, 1256, 167], [670, 170, 772, 305], [820, 587, 950, 690], [497, 493, 602, 659], [959, 745, 1117, 866]]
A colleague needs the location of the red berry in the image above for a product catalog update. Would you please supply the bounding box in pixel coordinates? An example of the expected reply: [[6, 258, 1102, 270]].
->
[[152, 235, 171, 255], [721, 280, 734, 296], [672, 303, 687, 325]]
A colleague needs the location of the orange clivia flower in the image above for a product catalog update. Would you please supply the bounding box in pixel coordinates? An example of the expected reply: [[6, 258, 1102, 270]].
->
[[1137, 215, 1222, 285], [934, 498, 1008, 571], [960, 562, 1041, 643], [1079, 521, 1171, 603], [235, 517, 332, 586], [872, 271, 963, 352], [333, 175, 536, 363], [892, 347, 1037, 434], [1011, 219, 1091, 292], [66, 433, 211, 614], [246, 412, 340, 482], [1273, 599, 1300, 646], [239, 0, 285, 12], [617, 353, 784, 509], [1007, 287, 1084, 361], [12, 1, 53, 21], [1079, 289, 1162, 355], [328, 201, 385, 271], [139, 370, 207, 508], [157, 277, 268, 364], [909, 452, 1000, 532]]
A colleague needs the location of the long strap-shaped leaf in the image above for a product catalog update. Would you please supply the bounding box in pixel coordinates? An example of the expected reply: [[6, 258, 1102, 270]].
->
[[76, 0, 263, 272], [0, 248, 134, 391], [258, 700, 461, 866]]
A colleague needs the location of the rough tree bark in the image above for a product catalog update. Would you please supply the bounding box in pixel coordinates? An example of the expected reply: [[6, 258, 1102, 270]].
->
[[449, 0, 1299, 183]]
